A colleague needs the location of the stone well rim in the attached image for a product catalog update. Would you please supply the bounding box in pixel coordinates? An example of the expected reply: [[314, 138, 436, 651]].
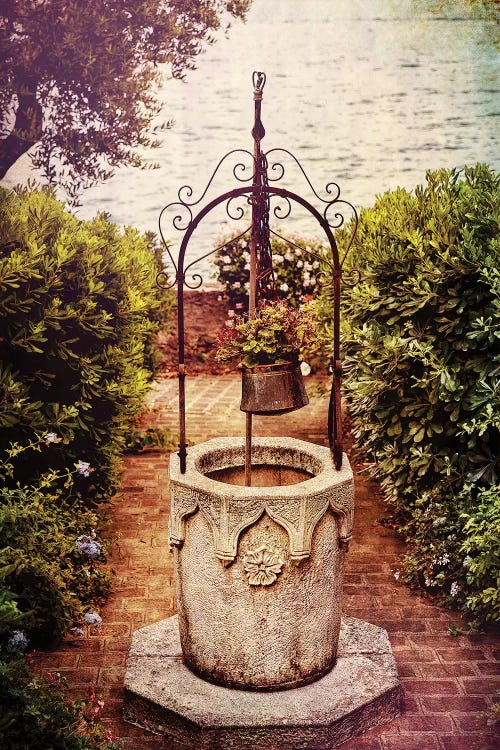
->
[[170, 436, 353, 499]]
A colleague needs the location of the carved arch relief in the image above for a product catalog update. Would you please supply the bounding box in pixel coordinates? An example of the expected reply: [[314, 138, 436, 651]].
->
[[169, 481, 354, 567]]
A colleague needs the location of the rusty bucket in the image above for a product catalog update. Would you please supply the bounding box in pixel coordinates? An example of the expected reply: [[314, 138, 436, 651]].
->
[[240, 362, 309, 415]]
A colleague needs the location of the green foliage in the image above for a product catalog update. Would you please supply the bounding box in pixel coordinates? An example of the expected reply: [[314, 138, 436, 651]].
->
[[0, 187, 171, 746], [0, 587, 25, 637], [0, 660, 122, 749], [0, 186, 172, 503], [213, 233, 327, 307], [333, 164, 500, 625], [459, 484, 500, 623], [124, 427, 178, 454], [0, 0, 251, 199], [215, 300, 320, 368], [0, 484, 110, 646]]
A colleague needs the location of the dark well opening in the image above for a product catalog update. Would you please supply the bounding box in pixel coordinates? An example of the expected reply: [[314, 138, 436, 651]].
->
[[205, 464, 313, 487]]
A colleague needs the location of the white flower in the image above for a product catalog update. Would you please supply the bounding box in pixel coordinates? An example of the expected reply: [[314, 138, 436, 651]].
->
[[70, 627, 85, 637], [279, 283, 289, 292], [393, 570, 400, 581], [222, 255, 231, 263], [463, 556, 472, 568], [450, 582, 459, 597], [239, 240, 247, 249], [312, 260, 320, 269], [295, 248, 302, 257], [225, 319, 235, 328], [76, 460, 91, 477], [233, 281, 241, 289], [297, 260, 304, 268], [272, 254, 283, 263], [284, 251, 293, 261], [300, 362, 311, 376], [227, 309, 235, 319], [43, 432, 60, 444], [244, 282, 250, 290], [244, 262, 250, 270]]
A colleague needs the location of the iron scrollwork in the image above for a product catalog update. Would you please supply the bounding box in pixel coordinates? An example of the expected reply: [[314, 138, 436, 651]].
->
[[158, 72, 358, 474]]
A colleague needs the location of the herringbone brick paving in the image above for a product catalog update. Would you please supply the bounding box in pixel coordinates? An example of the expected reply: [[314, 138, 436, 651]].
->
[[33, 375, 499, 749]]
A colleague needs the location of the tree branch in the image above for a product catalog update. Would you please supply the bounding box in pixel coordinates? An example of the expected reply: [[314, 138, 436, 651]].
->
[[0, 82, 42, 179]]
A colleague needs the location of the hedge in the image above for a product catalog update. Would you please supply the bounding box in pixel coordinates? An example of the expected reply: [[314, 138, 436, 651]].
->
[[0, 186, 172, 504], [336, 164, 499, 625], [0, 187, 172, 745]]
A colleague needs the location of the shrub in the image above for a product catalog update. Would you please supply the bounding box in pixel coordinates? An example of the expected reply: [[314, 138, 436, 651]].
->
[[213, 233, 327, 307], [0, 484, 110, 646], [0, 658, 122, 749], [0, 186, 172, 503], [0, 514, 116, 746], [335, 164, 500, 625]]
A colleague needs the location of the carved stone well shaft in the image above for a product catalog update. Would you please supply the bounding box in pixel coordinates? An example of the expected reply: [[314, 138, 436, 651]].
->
[[169, 437, 354, 690]]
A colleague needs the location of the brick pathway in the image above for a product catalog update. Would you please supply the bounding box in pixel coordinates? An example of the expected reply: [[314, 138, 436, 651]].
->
[[34, 375, 498, 750]]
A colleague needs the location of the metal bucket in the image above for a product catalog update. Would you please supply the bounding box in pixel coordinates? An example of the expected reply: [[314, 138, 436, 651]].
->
[[240, 362, 309, 415]]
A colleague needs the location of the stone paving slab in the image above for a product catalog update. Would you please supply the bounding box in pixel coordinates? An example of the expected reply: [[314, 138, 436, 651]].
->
[[32, 374, 499, 750]]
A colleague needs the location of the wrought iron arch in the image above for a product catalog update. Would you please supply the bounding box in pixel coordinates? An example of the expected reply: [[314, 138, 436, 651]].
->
[[157, 72, 358, 477]]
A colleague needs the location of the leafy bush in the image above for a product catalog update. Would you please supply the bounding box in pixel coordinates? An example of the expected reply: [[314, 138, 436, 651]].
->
[[0, 658, 122, 749], [213, 233, 327, 307], [335, 164, 500, 625], [0, 186, 172, 503], [0, 186, 173, 745], [0, 512, 117, 747], [0, 482, 111, 646]]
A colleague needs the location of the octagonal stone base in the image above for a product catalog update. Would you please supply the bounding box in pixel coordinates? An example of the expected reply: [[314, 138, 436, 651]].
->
[[123, 615, 401, 750]]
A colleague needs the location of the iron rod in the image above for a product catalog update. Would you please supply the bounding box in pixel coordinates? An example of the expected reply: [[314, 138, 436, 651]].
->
[[177, 268, 187, 473], [245, 72, 266, 485], [245, 412, 252, 486]]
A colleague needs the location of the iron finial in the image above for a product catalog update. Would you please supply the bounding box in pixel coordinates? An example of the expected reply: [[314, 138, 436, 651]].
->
[[252, 71, 266, 100]]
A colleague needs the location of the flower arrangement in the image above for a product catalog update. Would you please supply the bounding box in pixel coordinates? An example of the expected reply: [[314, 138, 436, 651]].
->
[[215, 299, 320, 369]]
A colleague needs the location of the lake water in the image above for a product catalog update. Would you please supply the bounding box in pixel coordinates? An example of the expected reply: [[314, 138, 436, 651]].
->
[[3, 0, 499, 282]]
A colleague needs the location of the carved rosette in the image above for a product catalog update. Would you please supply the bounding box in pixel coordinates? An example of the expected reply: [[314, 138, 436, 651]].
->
[[243, 545, 284, 586]]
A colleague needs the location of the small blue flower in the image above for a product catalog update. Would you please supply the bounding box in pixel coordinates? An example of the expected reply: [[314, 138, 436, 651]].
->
[[69, 627, 85, 637], [84, 611, 102, 626], [7, 630, 29, 652], [76, 535, 102, 559]]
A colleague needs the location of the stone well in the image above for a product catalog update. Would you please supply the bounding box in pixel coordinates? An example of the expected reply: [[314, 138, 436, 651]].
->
[[168, 436, 354, 690]]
